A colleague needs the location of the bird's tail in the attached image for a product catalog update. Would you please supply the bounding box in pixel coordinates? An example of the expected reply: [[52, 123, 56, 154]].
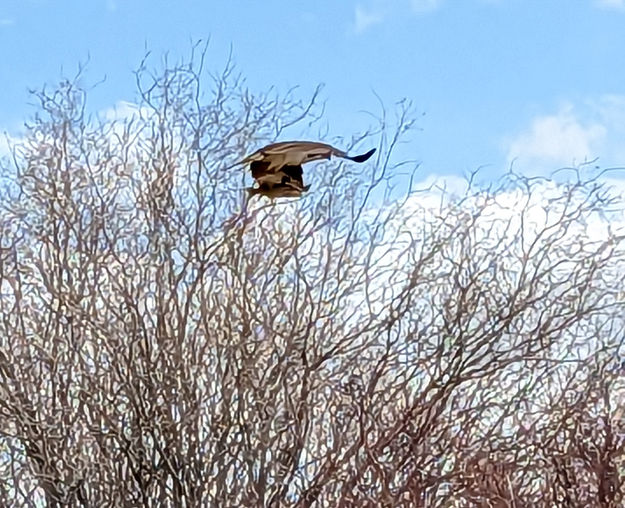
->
[[347, 148, 376, 163]]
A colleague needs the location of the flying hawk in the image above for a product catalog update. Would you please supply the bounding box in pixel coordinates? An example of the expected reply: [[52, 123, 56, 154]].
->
[[241, 141, 376, 198]]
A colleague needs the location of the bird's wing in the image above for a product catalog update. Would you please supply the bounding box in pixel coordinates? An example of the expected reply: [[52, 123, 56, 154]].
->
[[258, 141, 340, 156], [240, 141, 376, 168], [258, 142, 378, 163], [240, 141, 342, 166], [345, 148, 376, 163]]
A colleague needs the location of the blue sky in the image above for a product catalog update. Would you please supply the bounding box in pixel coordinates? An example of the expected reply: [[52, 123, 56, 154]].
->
[[1, 0, 625, 181]]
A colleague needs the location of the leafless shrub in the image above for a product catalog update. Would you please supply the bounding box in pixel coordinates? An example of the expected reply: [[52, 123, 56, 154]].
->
[[0, 48, 624, 507]]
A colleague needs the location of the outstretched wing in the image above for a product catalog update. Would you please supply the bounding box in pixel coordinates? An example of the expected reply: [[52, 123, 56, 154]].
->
[[241, 141, 376, 171], [347, 148, 376, 163], [241, 141, 338, 164], [240, 141, 340, 169]]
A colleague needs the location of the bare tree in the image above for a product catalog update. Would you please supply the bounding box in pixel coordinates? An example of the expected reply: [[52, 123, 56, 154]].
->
[[0, 48, 624, 507]]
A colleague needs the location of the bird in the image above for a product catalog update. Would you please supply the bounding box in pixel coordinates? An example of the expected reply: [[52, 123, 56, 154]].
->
[[240, 141, 376, 198]]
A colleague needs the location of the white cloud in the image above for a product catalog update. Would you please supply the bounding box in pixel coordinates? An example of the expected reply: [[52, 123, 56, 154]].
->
[[505, 97, 625, 172], [102, 100, 146, 122], [352, 0, 445, 33], [354, 174, 625, 327], [0, 137, 9, 158], [0, 132, 21, 159], [595, 0, 625, 9], [603, 176, 625, 200], [352, 0, 621, 32], [102, 100, 155, 135], [506, 105, 606, 169], [353, 4, 384, 33], [411, 0, 444, 13], [0, 101, 149, 166]]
